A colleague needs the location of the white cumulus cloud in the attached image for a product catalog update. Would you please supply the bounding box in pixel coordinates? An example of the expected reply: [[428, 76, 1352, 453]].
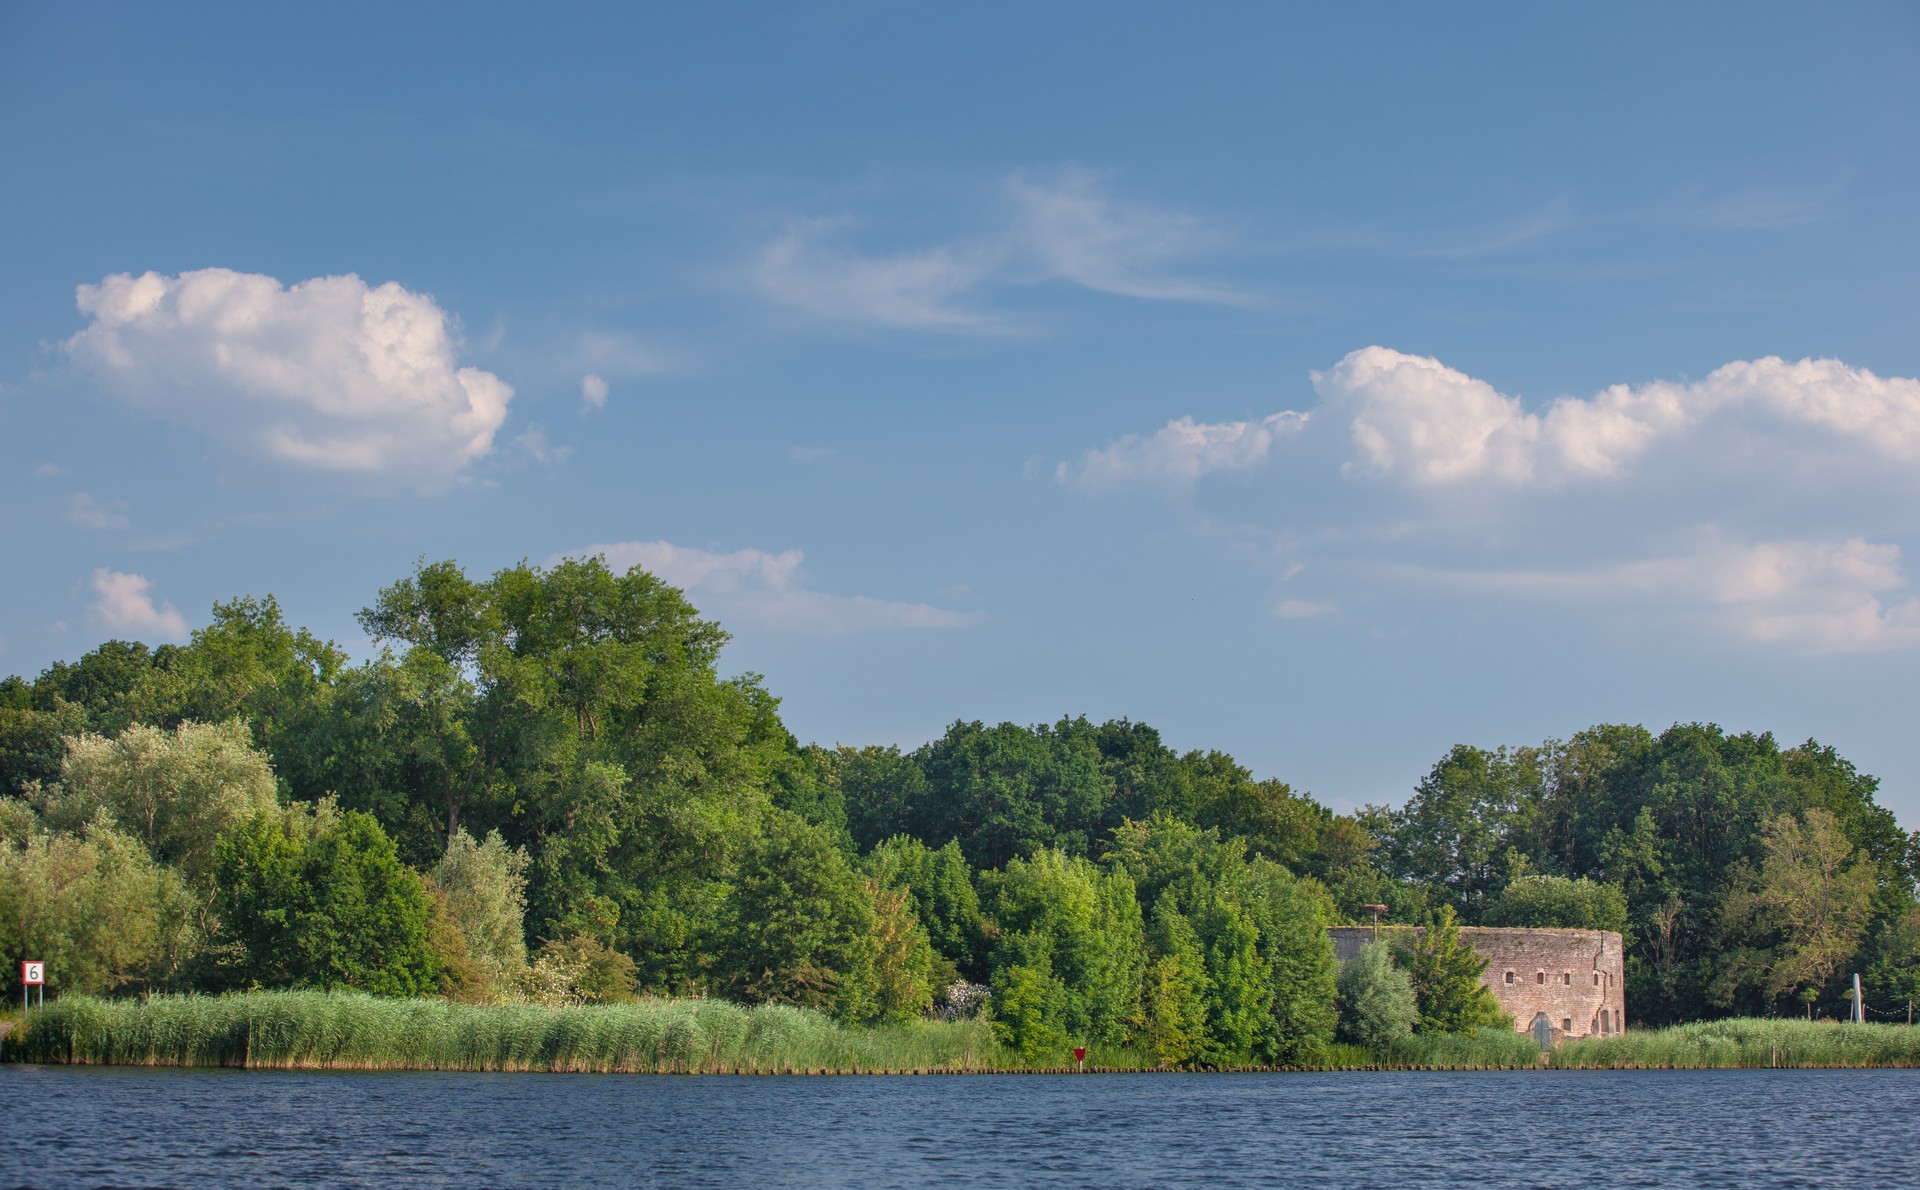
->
[[1064, 347, 1920, 653], [1058, 412, 1307, 491], [1076, 347, 1920, 495], [1311, 347, 1920, 487], [567, 540, 983, 634], [64, 269, 513, 485], [89, 569, 188, 640]]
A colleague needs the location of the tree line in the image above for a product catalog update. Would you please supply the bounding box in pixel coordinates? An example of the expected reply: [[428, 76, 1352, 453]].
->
[[1, 557, 1915, 1062]]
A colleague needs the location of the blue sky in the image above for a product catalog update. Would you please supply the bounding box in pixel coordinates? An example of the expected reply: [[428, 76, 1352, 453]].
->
[[5, 3, 1919, 822]]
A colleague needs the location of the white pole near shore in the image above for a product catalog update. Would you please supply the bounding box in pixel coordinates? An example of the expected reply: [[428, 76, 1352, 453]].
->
[[1852, 973, 1864, 1024]]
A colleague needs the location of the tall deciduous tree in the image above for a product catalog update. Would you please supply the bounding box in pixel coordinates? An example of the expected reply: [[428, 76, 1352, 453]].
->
[[428, 828, 529, 997], [1719, 808, 1876, 1009], [913, 721, 1111, 869], [1138, 902, 1210, 1067], [987, 848, 1144, 1052], [867, 835, 987, 981], [711, 810, 877, 1016], [40, 720, 279, 892], [0, 813, 195, 997], [1381, 745, 1540, 920], [858, 878, 937, 1024]]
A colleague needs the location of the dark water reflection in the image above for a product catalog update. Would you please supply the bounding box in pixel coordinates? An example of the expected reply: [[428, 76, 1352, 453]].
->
[[0, 1066, 1910, 1188]]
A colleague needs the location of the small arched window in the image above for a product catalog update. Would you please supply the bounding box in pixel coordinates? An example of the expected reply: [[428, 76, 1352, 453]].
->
[[1562, 972, 1572, 985], [1504, 970, 1514, 985], [1562, 1018, 1572, 1033], [1593, 973, 1600, 986], [1536, 971, 1545, 984]]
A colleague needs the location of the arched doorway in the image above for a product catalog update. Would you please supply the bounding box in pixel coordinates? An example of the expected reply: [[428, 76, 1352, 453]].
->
[[1530, 1012, 1553, 1051]]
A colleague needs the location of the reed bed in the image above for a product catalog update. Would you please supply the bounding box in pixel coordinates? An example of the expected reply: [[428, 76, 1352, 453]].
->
[[14, 997, 1920, 1073], [1, 992, 1000, 1074], [1384, 1027, 1543, 1069], [1550, 1019, 1920, 1069]]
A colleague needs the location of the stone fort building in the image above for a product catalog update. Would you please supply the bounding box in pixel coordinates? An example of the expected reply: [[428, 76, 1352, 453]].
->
[[1329, 926, 1626, 1043]]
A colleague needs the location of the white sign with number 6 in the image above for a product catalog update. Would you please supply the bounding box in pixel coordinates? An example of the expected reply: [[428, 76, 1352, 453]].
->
[[22, 961, 44, 985]]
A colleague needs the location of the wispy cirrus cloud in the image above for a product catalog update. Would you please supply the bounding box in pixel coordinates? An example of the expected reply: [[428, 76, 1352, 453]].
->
[[1007, 169, 1255, 303], [564, 540, 982, 634], [752, 171, 1250, 332], [66, 492, 129, 530], [1406, 537, 1920, 655], [1064, 348, 1920, 654], [755, 221, 1008, 332]]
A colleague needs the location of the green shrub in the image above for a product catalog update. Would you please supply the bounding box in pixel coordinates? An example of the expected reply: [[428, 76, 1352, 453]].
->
[[1335, 941, 1416, 1053]]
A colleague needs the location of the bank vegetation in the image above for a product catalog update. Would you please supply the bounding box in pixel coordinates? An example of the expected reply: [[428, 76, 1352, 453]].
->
[[3, 556, 1917, 1071]]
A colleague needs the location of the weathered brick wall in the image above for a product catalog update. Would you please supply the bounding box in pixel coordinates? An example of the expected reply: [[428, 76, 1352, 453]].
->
[[1330, 926, 1626, 1042]]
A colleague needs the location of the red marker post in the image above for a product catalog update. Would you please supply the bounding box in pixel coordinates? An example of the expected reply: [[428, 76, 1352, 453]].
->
[[21, 961, 44, 1012], [1073, 1046, 1087, 1073]]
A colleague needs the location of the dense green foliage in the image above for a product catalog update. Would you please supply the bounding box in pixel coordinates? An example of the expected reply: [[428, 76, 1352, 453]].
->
[[1394, 907, 1508, 1034], [1481, 874, 1628, 933], [1373, 729, 1917, 1024], [3, 555, 1916, 1067], [213, 801, 439, 996], [0, 816, 193, 995]]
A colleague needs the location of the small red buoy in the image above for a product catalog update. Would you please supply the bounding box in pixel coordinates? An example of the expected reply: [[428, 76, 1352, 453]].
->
[[1073, 1047, 1087, 1072]]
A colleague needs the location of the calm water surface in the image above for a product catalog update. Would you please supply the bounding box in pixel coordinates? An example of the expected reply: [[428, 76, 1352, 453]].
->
[[0, 1066, 1912, 1188]]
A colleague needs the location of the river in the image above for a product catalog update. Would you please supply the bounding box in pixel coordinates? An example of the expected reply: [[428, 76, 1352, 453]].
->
[[0, 1066, 1909, 1187]]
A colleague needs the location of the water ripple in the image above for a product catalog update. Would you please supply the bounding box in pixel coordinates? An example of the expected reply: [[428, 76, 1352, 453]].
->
[[0, 1067, 1912, 1188]]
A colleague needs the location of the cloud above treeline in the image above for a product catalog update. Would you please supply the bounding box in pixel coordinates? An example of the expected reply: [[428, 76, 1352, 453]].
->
[[753, 169, 1253, 332], [89, 569, 187, 640], [64, 269, 514, 487], [1062, 348, 1920, 654], [563, 540, 983, 635]]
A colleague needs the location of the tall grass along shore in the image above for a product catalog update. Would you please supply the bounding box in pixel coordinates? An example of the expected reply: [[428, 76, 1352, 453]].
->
[[2, 992, 998, 1074], [1549, 1018, 1920, 1069], [8, 993, 1920, 1073]]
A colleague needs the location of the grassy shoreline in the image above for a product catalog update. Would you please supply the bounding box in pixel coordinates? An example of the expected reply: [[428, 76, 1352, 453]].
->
[[0, 993, 1001, 1074], [6, 994, 1920, 1073]]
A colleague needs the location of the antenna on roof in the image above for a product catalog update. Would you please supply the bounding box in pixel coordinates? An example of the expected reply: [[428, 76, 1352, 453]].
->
[[1363, 904, 1388, 942]]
